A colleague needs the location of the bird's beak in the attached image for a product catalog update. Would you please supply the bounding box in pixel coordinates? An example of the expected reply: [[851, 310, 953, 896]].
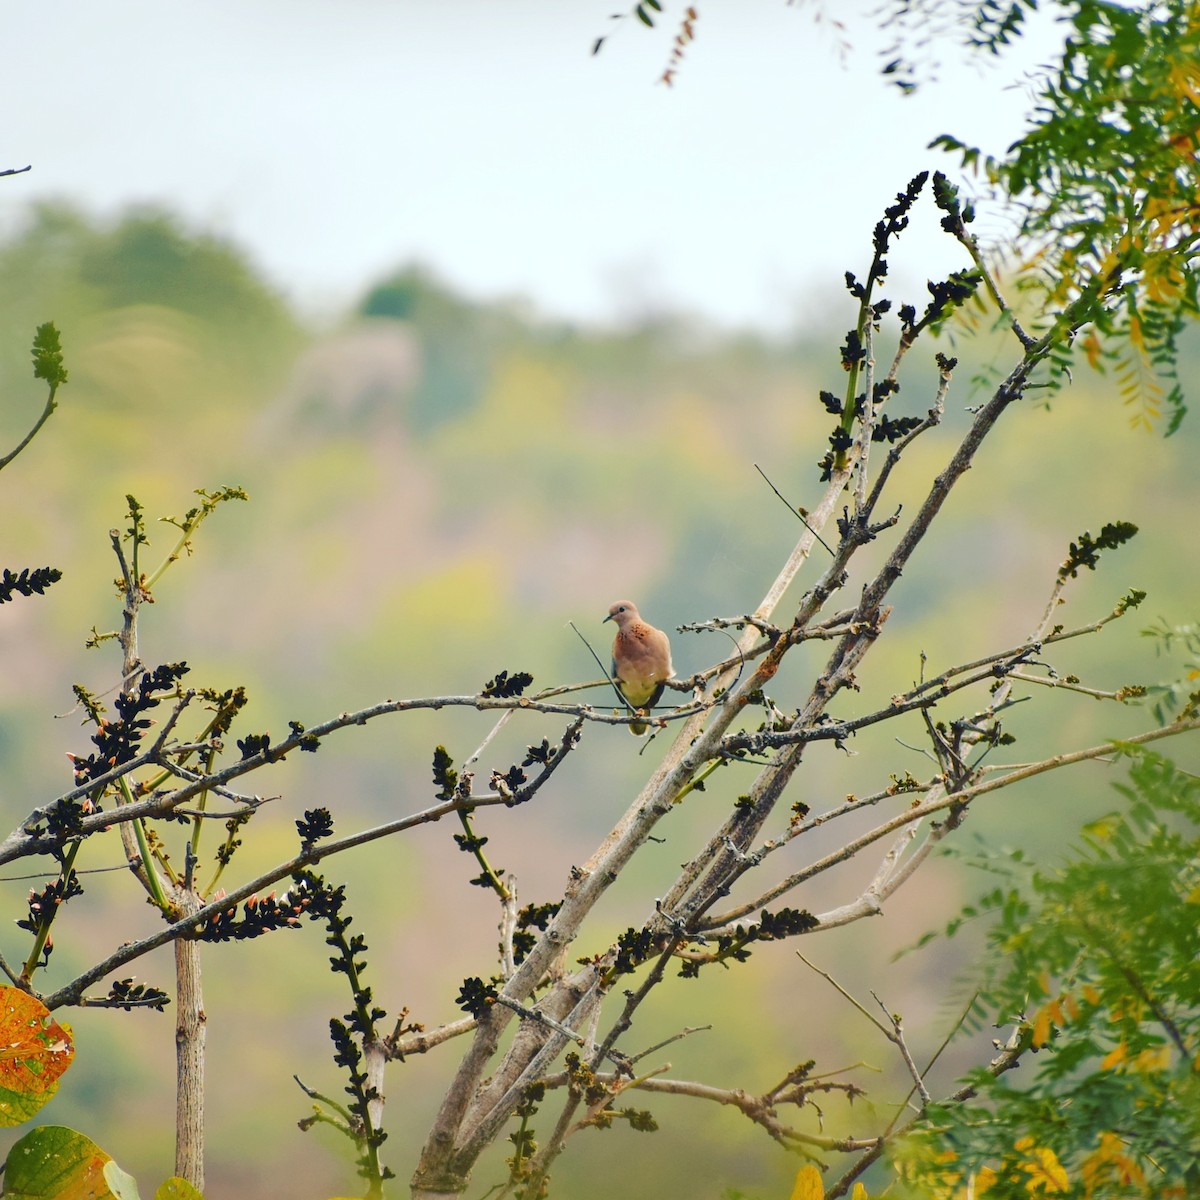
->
[[602, 613, 613, 624]]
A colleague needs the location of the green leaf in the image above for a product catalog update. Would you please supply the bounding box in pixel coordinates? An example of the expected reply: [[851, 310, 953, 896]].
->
[[3, 1125, 141, 1199], [901, 751, 1200, 1194], [30, 322, 68, 390]]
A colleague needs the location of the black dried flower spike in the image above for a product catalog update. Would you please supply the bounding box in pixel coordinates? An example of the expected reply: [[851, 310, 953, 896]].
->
[[69, 662, 190, 784], [288, 720, 321, 752], [296, 807, 335, 852], [611, 925, 657, 977], [432, 746, 457, 800], [44, 799, 90, 855], [1059, 521, 1139, 579], [456, 976, 500, 1017], [840, 327, 865, 372], [493, 763, 528, 802], [872, 414, 925, 444], [17, 873, 85, 937], [237, 732, 272, 760], [197, 686, 248, 738], [678, 907, 818, 979], [932, 169, 976, 232], [0, 566, 62, 604], [522, 739, 555, 767], [513, 901, 561, 965], [106, 978, 170, 1011], [819, 390, 844, 416], [291, 867, 393, 1187], [196, 891, 306, 942], [482, 670, 534, 698]]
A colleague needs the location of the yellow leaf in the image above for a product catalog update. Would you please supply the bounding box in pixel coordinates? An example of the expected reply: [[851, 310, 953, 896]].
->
[[1081, 1130, 1146, 1192], [156, 1179, 206, 1200], [974, 1165, 998, 1195], [1082, 814, 1121, 842], [1019, 1141, 1070, 1192], [790, 1163, 825, 1200], [1134, 1045, 1170, 1072], [1101, 1042, 1127, 1070]]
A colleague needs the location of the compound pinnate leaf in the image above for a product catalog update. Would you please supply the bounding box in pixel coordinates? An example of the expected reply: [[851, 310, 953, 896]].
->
[[3, 1125, 140, 1199], [0, 987, 75, 1125]]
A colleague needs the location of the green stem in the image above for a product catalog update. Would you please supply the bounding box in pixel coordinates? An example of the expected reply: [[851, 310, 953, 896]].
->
[[301, 1105, 354, 1138], [509, 1103, 535, 1187], [202, 819, 246, 896], [324, 922, 387, 1191], [458, 808, 512, 899], [835, 257, 887, 470], [295, 1077, 356, 1127], [841, 281, 874, 434], [143, 488, 247, 590], [118, 775, 170, 911], [672, 757, 724, 805], [143, 520, 201, 591], [21, 840, 80, 982], [0, 382, 59, 472], [188, 746, 215, 863], [142, 695, 240, 797]]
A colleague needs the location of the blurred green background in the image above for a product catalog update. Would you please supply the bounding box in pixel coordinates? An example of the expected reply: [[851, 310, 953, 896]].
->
[[0, 202, 1197, 1199]]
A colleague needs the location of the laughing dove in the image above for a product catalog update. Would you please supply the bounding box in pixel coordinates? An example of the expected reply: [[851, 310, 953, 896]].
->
[[604, 600, 673, 735]]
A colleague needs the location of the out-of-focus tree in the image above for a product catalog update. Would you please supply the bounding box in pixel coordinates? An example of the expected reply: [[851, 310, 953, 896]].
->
[[0, 3, 1198, 1199]]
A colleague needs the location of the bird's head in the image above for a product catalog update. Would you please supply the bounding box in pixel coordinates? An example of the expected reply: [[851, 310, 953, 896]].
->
[[604, 600, 641, 628]]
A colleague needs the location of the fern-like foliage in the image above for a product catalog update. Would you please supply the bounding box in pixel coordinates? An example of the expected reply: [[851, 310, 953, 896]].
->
[[931, 1, 1200, 430], [899, 750, 1200, 1196]]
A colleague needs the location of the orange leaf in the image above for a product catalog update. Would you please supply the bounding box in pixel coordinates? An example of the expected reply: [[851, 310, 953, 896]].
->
[[1031, 1001, 1060, 1048], [0, 987, 75, 1125], [1101, 1041, 1127, 1070]]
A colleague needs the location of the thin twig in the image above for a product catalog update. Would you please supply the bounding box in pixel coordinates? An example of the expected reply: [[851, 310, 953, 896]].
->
[[755, 464, 835, 556], [871, 991, 930, 1104], [701, 716, 1200, 930], [628, 1024, 711, 1066]]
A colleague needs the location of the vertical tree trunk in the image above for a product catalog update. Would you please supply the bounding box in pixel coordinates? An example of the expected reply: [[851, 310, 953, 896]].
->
[[174, 887, 206, 1191]]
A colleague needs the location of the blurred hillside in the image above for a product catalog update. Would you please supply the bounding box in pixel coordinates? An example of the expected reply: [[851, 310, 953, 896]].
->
[[0, 205, 1197, 1199]]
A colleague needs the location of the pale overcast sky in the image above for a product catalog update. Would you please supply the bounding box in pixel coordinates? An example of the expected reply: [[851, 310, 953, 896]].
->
[[3, 1, 1064, 331]]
